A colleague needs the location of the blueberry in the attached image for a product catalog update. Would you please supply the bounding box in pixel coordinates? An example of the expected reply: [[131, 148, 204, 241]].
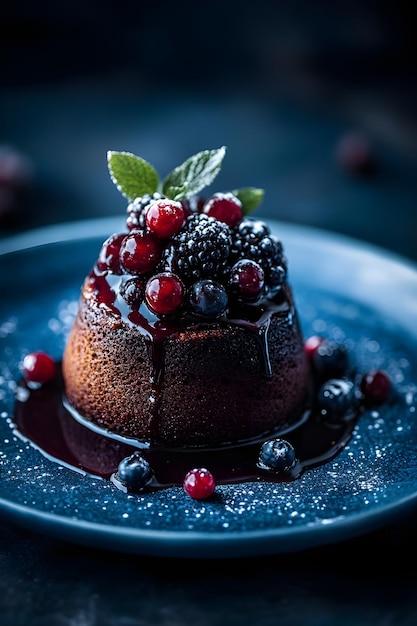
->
[[116, 451, 153, 492], [257, 438, 297, 472], [311, 339, 351, 382], [189, 279, 228, 318], [316, 378, 357, 423]]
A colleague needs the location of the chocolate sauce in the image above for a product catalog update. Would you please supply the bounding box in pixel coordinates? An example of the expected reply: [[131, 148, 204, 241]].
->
[[13, 364, 357, 491]]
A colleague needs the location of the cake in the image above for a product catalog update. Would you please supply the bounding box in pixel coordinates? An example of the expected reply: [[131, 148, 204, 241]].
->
[[62, 147, 309, 449]]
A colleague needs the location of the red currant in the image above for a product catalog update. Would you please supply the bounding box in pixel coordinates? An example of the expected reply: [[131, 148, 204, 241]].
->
[[119, 231, 160, 275], [97, 233, 125, 274], [146, 199, 184, 238], [336, 132, 375, 176], [145, 272, 184, 315], [22, 352, 56, 384], [183, 468, 216, 500], [304, 335, 325, 360], [203, 192, 242, 227], [360, 370, 392, 405], [228, 259, 264, 301]]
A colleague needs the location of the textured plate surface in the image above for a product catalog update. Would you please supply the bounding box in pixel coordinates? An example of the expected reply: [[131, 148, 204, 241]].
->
[[1, 218, 417, 558]]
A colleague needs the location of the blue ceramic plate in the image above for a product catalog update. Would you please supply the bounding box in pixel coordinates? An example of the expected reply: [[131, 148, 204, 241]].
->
[[1, 218, 417, 559]]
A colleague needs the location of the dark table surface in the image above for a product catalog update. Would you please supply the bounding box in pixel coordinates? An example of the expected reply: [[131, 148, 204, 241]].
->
[[1, 2, 417, 624]]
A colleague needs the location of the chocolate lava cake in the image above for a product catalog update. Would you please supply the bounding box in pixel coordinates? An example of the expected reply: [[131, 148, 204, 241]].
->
[[62, 147, 309, 448]]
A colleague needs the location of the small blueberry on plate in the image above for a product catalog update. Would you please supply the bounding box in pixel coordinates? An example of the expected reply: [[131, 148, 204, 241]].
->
[[115, 451, 154, 492], [257, 438, 297, 473], [316, 378, 357, 423]]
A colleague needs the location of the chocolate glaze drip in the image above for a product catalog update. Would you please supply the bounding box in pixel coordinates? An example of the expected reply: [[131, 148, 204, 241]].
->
[[80, 268, 298, 443], [13, 365, 356, 491]]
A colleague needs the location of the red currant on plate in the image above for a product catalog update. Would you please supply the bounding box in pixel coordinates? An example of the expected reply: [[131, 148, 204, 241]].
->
[[22, 352, 56, 384], [183, 468, 216, 500], [360, 370, 392, 405]]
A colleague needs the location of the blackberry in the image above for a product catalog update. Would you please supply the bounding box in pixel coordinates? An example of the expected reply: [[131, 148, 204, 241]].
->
[[230, 217, 287, 293], [126, 192, 165, 230], [159, 213, 232, 285]]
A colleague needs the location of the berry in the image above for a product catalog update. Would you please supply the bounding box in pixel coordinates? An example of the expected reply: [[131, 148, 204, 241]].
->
[[126, 193, 165, 230], [97, 233, 125, 274], [360, 370, 392, 405], [311, 338, 351, 382], [316, 378, 357, 423], [203, 192, 242, 227], [116, 451, 154, 492], [189, 279, 228, 318], [305, 335, 325, 360], [257, 438, 296, 472], [336, 132, 376, 177], [146, 199, 185, 238], [22, 352, 56, 384], [119, 231, 160, 275], [227, 259, 264, 302], [160, 213, 232, 285], [119, 276, 146, 306], [145, 272, 185, 316], [183, 468, 216, 499], [230, 218, 286, 293], [180, 195, 205, 216]]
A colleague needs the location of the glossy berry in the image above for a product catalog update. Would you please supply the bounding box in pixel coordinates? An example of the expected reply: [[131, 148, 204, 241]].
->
[[119, 231, 160, 275], [22, 352, 56, 384], [257, 438, 296, 472], [119, 276, 146, 306], [228, 259, 265, 302], [305, 335, 325, 360], [183, 468, 216, 500], [316, 378, 357, 423], [360, 370, 392, 405], [116, 451, 154, 492], [126, 192, 164, 231], [145, 272, 185, 316], [97, 233, 125, 273], [189, 279, 228, 318], [203, 192, 242, 227], [311, 338, 351, 383], [146, 199, 185, 238]]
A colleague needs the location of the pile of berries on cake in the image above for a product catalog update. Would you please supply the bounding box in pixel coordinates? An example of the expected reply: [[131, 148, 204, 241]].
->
[[96, 146, 286, 319]]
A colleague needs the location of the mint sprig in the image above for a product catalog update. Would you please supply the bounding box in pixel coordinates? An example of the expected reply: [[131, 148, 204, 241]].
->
[[162, 147, 226, 200], [107, 147, 264, 216], [107, 151, 159, 200], [233, 187, 265, 215]]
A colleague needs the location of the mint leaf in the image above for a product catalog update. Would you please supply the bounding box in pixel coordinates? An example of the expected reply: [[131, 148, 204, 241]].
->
[[107, 151, 159, 200], [162, 147, 226, 200], [234, 187, 265, 215]]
